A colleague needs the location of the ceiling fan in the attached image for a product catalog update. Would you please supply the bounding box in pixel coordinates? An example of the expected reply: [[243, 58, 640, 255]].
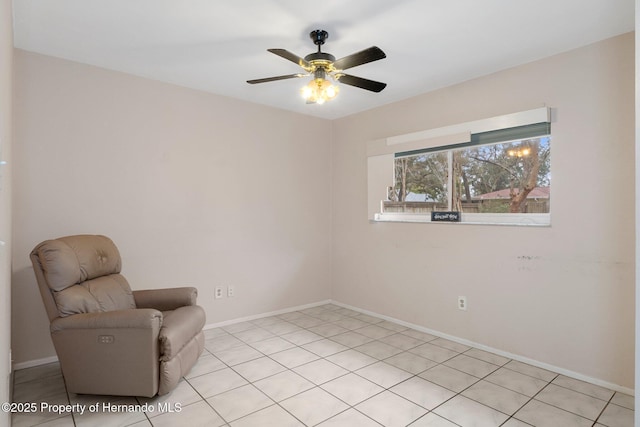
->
[[247, 30, 387, 104]]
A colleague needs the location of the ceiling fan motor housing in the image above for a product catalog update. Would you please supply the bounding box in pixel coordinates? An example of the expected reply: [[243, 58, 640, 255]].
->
[[310, 29, 329, 46]]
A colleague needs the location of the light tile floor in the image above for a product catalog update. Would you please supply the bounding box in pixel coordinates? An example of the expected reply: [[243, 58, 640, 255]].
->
[[11, 303, 635, 427]]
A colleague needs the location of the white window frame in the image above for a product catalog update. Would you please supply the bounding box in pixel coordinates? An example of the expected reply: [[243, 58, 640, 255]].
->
[[367, 107, 552, 226]]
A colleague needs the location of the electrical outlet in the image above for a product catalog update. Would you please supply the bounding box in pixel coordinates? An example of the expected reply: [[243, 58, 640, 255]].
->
[[458, 296, 467, 311], [215, 286, 224, 299], [227, 285, 235, 298]]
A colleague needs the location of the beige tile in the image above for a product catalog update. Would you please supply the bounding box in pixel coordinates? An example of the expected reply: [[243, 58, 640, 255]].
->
[[310, 311, 347, 322], [231, 356, 286, 382], [390, 376, 456, 410], [213, 344, 263, 366], [551, 375, 614, 401], [149, 400, 225, 427], [464, 348, 511, 366], [433, 395, 509, 427], [13, 362, 62, 385], [332, 307, 360, 317], [308, 323, 349, 338], [13, 374, 67, 403], [409, 343, 459, 363], [535, 383, 607, 420], [331, 317, 370, 330], [287, 315, 326, 329], [402, 329, 438, 342], [269, 346, 319, 368], [280, 329, 325, 345], [444, 354, 500, 378], [354, 340, 403, 360], [504, 360, 557, 382], [206, 384, 273, 422], [598, 403, 634, 427], [248, 336, 296, 355], [352, 313, 385, 324], [301, 338, 348, 357], [230, 404, 304, 427], [222, 321, 256, 334], [485, 367, 548, 397], [514, 399, 592, 427], [462, 379, 529, 415], [408, 412, 459, 426], [205, 334, 244, 352], [430, 337, 471, 353], [317, 408, 383, 427], [203, 327, 228, 340], [321, 373, 384, 406], [611, 391, 634, 410], [502, 419, 534, 427], [384, 351, 438, 375], [73, 399, 148, 427], [293, 358, 348, 385], [356, 390, 428, 427], [253, 370, 314, 402], [11, 411, 71, 427], [355, 361, 413, 388], [326, 349, 377, 371], [187, 367, 247, 398], [260, 321, 303, 336], [377, 320, 409, 332], [184, 353, 226, 379], [330, 331, 375, 347], [379, 333, 425, 350], [418, 364, 479, 393], [233, 327, 276, 343], [280, 387, 349, 426]]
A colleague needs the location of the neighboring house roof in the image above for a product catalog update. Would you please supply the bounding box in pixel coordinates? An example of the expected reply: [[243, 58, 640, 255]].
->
[[477, 186, 550, 200], [404, 192, 429, 202]]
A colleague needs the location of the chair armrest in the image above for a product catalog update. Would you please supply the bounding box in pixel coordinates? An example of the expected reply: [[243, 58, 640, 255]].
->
[[133, 287, 198, 311], [50, 308, 162, 332]]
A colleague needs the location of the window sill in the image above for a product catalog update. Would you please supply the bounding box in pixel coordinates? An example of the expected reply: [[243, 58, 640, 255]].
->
[[372, 212, 551, 227]]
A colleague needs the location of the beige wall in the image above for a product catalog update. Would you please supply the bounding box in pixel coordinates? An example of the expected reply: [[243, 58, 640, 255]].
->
[[12, 50, 333, 364], [1, 0, 13, 419], [332, 33, 635, 389], [10, 33, 635, 391]]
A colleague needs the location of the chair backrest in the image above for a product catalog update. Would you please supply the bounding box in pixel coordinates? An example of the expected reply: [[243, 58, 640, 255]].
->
[[30, 235, 136, 321]]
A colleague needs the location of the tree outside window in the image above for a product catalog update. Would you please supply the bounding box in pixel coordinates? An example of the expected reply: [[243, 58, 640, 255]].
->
[[387, 136, 550, 215]]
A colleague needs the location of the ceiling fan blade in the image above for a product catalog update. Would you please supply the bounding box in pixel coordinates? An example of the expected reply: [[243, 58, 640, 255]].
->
[[333, 46, 386, 71], [267, 49, 310, 68], [247, 74, 307, 84], [338, 74, 387, 92]]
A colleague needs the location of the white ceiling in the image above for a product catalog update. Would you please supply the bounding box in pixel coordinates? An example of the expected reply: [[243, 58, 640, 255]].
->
[[12, 0, 635, 120]]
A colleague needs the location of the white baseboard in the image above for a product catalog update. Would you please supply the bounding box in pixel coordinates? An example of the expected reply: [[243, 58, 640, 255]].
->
[[203, 299, 332, 330], [330, 300, 635, 396], [13, 355, 58, 371]]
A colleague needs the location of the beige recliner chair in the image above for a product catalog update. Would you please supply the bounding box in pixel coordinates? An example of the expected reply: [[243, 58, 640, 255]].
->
[[30, 234, 205, 397]]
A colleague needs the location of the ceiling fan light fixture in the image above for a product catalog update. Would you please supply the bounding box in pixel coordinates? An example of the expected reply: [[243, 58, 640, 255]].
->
[[300, 76, 339, 104]]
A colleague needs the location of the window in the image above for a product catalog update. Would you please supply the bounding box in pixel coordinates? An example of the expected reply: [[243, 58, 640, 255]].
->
[[386, 134, 550, 218], [369, 109, 552, 226]]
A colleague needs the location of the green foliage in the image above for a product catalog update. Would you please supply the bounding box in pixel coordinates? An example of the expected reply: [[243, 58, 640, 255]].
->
[[392, 136, 551, 212]]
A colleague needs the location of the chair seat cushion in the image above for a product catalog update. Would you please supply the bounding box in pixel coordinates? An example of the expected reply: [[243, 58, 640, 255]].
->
[[158, 305, 206, 361]]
